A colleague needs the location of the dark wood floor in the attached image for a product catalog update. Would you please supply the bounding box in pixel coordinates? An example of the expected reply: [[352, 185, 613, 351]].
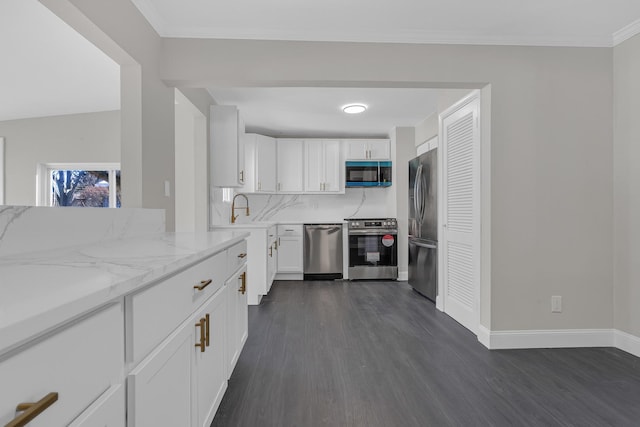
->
[[212, 280, 640, 427]]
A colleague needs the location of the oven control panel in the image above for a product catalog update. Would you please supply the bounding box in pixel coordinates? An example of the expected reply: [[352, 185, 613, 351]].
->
[[347, 218, 397, 230]]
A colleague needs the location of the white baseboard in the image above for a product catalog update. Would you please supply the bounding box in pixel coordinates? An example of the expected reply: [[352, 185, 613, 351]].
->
[[481, 328, 614, 350], [397, 271, 408, 281], [614, 330, 640, 358], [477, 328, 640, 357], [477, 325, 491, 349]]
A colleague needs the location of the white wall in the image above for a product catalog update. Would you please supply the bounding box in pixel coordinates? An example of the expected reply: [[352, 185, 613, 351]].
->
[[175, 89, 208, 232], [160, 39, 613, 332], [0, 110, 120, 206], [613, 34, 640, 338], [392, 127, 415, 280]]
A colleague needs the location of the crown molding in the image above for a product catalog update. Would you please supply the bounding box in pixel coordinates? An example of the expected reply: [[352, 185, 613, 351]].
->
[[613, 18, 640, 46], [158, 26, 614, 48]]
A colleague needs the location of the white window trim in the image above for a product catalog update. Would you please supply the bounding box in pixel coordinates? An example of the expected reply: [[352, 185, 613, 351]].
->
[[36, 162, 121, 207], [0, 137, 5, 205]]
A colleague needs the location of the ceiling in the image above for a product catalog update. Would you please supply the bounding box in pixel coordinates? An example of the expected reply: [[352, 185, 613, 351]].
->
[[132, 0, 640, 47], [207, 87, 440, 138], [0, 0, 119, 122]]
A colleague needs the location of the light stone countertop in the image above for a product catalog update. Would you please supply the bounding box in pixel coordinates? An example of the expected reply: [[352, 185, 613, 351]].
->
[[0, 231, 248, 356]]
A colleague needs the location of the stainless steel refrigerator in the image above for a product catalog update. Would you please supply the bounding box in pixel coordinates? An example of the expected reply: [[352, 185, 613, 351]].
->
[[408, 149, 437, 301]]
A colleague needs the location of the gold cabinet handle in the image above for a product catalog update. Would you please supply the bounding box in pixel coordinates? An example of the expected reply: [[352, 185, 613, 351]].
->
[[278, 237, 281, 246], [195, 318, 206, 352], [194, 279, 212, 291], [269, 246, 273, 257], [7, 392, 58, 427], [274, 240, 278, 250], [205, 314, 210, 347], [238, 272, 247, 294], [239, 170, 244, 183], [237, 253, 247, 259]]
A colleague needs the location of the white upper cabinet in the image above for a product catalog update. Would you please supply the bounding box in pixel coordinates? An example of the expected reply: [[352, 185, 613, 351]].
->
[[346, 139, 390, 160], [255, 134, 277, 192], [243, 133, 276, 193], [304, 139, 344, 193], [276, 139, 304, 192], [322, 139, 342, 192], [210, 105, 245, 187]]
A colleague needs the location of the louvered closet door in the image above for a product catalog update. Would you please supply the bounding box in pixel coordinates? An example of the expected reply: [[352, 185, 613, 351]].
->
[[442, 96, 480, 334]]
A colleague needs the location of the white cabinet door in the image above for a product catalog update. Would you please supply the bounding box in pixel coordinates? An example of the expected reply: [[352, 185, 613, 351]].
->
[[255, 134, 277, 192], [322, 139, 342, 192], [226, 266, 248, 378], [346, 139, 390, 160], [367, 140, 390, 159], [346, 140, 368, 159], [304, 140, 324, 192], [304, 140, 343, 192], [210, 105, 243, 187], [277, 235, 303, 272], [127, 317, 193, 427], [267, 225, 277, 288], [241, 133, 256, 193], [194, 288, 228, 427], [277, 139, 304, 192]]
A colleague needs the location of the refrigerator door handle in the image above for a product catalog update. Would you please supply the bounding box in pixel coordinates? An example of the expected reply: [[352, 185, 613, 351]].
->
[[410, 240, 437, 249], [414, 164, 423, 224]]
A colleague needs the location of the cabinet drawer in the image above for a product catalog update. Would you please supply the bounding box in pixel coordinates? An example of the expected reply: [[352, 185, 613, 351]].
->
[[227, 239, 248, 277], [0, 303, 124, 427], [128, 251, 226, 364], [277, 224, 303, 236]]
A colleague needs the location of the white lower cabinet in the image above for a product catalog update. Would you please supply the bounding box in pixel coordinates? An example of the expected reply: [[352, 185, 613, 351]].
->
[[128, 243, 247, 427], [0, 303, 124, 427], [1, 240, 248, 427], [127, 316, 194, 427], [194, 287, 228, 427], [277, 224, 303, 274], [226, 265, 248, 378]]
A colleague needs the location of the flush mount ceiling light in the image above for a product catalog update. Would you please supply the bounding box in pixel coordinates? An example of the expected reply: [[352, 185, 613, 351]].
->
[[342, 104, 367, 114]]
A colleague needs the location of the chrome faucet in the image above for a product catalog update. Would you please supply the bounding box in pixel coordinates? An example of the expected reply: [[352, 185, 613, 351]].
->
[[231, 193, 250, 224]]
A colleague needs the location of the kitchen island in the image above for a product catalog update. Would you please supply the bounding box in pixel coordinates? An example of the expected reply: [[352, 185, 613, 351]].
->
[[1, 207, 249, 426]]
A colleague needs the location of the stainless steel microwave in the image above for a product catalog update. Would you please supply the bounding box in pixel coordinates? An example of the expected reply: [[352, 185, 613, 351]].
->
[[345, 161, 392, 187]]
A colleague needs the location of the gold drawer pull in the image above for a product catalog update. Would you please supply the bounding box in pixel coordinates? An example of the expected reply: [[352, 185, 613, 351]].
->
[[7, 392, 58, 427], [195, 318, 206, 352], [205, 313, 210, 347], [237, 253, 247, 259], [194, 279, 212, 291], [238, 272, 247, 295]]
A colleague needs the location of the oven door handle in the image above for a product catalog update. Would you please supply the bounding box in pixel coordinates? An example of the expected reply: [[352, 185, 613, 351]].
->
[[348, 229, 398, 236]]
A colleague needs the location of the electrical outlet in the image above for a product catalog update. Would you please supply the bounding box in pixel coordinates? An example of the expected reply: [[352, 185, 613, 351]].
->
[[551, 296, 562, 313]]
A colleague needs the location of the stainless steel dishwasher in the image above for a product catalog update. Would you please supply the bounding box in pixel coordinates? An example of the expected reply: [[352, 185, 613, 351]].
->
[[303, 224, 343, 280]]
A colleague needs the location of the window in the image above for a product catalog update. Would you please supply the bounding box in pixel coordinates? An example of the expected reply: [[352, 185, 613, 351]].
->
[[37, 163, 120, 208]]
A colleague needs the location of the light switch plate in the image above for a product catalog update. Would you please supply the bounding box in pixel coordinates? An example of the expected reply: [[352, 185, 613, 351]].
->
[[551, 296, 562, 313]]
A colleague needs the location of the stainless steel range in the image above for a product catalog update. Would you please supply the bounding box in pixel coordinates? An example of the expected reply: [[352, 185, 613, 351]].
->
[[346, 218, 398, 280]]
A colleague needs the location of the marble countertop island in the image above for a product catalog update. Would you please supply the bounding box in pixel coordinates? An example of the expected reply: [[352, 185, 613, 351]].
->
[[0, 231, 248, 355]]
